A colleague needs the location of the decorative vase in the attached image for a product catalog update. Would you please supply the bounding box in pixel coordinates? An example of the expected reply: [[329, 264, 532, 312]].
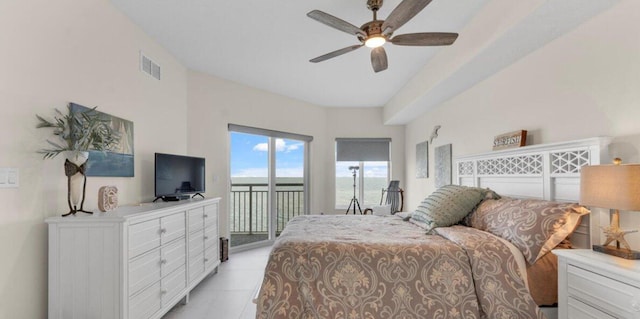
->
[[62, 151, 92, 216]]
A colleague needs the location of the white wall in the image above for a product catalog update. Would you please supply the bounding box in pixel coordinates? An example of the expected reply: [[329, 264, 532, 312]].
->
[[186, 71, 405, 236], [0, 1, 404, 315], [400, 0, 640, 249], [0, 0, 188, 317]]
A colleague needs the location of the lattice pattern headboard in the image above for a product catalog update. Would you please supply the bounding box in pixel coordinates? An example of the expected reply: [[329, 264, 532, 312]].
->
[[455, 137, 611, 248]]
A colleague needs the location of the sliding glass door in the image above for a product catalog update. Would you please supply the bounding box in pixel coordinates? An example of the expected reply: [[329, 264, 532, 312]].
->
[[229, 132, 269, 246], [229, 125, 311, 249]]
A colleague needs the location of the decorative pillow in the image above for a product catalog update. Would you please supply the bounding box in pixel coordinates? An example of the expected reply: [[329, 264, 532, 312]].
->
[[466, 198, 589, 264], [410, 185, 496, 233]]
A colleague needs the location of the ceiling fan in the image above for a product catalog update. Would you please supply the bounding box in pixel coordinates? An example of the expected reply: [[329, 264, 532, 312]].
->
[[307, 0, 458, 73]]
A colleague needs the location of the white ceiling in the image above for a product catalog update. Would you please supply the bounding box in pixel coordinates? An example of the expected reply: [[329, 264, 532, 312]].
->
[[109, 0, 618, 121], [109, 0, 487, 107]]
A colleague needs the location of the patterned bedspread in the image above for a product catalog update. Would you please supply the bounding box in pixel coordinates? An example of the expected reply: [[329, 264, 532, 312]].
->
[[255, 215, 544, 319]]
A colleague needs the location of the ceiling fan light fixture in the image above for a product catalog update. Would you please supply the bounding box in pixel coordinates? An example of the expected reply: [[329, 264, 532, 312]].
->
[[365, 36, 386, 48]]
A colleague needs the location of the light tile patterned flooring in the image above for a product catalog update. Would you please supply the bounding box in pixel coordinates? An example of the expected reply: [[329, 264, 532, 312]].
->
[[162, 246, 272, 319]]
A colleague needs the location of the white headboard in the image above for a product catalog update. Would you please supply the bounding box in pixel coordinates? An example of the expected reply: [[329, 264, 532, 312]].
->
[[455, 137, 611, 249]]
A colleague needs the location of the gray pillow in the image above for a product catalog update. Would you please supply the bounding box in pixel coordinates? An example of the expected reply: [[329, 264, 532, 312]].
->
[[410, 185, 494, 233], [466, 198, 589, 264]]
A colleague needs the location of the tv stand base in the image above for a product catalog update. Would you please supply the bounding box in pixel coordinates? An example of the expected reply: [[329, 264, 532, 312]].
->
[[153, 196, 189, 202]]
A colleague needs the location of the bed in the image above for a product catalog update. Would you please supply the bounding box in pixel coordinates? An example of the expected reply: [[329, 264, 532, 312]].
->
[[255, 137, 610, 319]]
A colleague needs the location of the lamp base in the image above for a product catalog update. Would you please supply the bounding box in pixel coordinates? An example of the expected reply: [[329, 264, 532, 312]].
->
[[592, 244, 640, 260]]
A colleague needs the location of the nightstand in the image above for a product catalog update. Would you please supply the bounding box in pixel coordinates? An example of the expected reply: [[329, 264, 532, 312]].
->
[[553, 249, 640, 319]]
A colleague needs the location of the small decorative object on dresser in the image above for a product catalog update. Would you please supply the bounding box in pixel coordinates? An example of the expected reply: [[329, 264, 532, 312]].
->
[[580, 159, 640, 259], [36, 103, 119, 216], [554, 249, 640, 319], [492, 130, 527, 150], [97, 185, 118, 212]]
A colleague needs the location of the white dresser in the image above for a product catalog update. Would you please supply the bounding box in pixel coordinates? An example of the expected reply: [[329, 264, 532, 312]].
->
[[46, 197, 221, 319], [554, 249, 640, 319]]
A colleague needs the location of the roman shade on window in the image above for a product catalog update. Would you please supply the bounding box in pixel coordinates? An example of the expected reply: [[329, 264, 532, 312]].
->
[[228, 124, 313, 142], [335, 138, 391, 162]]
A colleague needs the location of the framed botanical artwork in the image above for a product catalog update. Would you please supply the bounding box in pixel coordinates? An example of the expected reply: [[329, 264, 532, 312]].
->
[[70, 103, 134, 177], [435, 144, 452, 188], [416, 141, 429, 178]]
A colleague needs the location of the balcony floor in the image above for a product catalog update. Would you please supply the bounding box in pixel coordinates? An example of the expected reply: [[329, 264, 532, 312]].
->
[[230, 233, 269, 247]]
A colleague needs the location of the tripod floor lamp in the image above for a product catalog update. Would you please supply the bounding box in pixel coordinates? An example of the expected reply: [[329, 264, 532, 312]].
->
[[346, 165, 362, 214]]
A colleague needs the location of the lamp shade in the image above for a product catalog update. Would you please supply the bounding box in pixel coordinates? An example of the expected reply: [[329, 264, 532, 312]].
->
[[580, 164, 640, 211]]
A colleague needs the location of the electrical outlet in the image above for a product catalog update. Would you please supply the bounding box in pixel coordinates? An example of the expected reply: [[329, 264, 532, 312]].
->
[[0, 168, 18, 188]]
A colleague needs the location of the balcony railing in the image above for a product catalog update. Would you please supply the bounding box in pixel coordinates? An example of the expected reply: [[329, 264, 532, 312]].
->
[[230, 183, 305, 235]]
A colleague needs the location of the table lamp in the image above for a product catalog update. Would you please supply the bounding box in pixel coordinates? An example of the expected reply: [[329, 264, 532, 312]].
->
[[580, 159, 640, 259]]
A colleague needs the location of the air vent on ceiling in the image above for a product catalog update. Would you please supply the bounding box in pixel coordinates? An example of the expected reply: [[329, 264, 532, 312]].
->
[[140, 52, 161, 80]]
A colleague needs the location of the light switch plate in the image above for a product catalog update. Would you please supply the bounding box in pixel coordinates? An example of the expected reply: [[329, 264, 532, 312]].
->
[[0, 168, 19, 188]]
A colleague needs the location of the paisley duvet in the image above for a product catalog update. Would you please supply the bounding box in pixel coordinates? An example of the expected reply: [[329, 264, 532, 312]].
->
[[255, 215, 545, 319]]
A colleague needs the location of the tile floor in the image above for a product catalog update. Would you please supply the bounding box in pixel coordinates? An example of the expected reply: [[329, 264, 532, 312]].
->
[[162, 246, 272, 319]]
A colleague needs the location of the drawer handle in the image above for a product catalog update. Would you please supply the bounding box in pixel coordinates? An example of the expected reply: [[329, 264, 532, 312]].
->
[[161, 289, 168, 295], [204, 258, 209, 262], [204, 214, 209, 218], [204, 236, 209, 240], [160, 259, 167, 265], [160, 228, 167, 234]]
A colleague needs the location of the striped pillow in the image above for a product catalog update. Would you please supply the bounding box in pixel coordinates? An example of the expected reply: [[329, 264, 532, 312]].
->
[[410, 185, 492, 233]]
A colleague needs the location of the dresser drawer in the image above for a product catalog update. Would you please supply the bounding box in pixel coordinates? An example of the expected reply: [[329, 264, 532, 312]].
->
[[204, 226, 216, 248], [189, 252, 205, 283], [161, 212, 186, 244], [568, 297, 615, 319], [204, 204, 217, 227], [161, 238, 186, 277], [129, 219, 161, 258], [204, 243, 218, 270], [189, 229, 204, 258], [204, 229, 217, 263], [161, 266, 186, 306], [129, 281, 161, 319], [188, 207, 204, 233], [129, 248, 161, 296], [568, 264, 640, 318]]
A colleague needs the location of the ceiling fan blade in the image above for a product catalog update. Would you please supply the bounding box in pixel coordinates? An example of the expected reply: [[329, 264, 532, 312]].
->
[[307, 10, 365, 37], [390, 32, 458, 46], [310, 44, 364, 63], [382, 0, 433, 35], [371, 47, 388, 73]]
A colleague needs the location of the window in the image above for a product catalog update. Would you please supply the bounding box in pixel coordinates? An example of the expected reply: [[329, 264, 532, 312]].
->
[[335, 138, 390, 211]]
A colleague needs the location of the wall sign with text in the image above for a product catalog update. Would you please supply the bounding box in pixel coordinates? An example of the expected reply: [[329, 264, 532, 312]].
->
[[493, 130, 527, 150]]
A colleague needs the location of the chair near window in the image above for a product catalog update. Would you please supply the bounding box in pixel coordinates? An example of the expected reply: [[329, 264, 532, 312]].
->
[[363, 180, 404, 215]]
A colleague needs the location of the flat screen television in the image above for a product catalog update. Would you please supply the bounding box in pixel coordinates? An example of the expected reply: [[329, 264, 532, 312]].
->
[[154, 153, 205, 201]]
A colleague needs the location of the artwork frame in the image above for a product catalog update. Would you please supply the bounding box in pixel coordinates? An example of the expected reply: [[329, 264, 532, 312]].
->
[[435, 144, 452, 188], [416, 141, 429, 178], [70, 103, 134, 177]]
